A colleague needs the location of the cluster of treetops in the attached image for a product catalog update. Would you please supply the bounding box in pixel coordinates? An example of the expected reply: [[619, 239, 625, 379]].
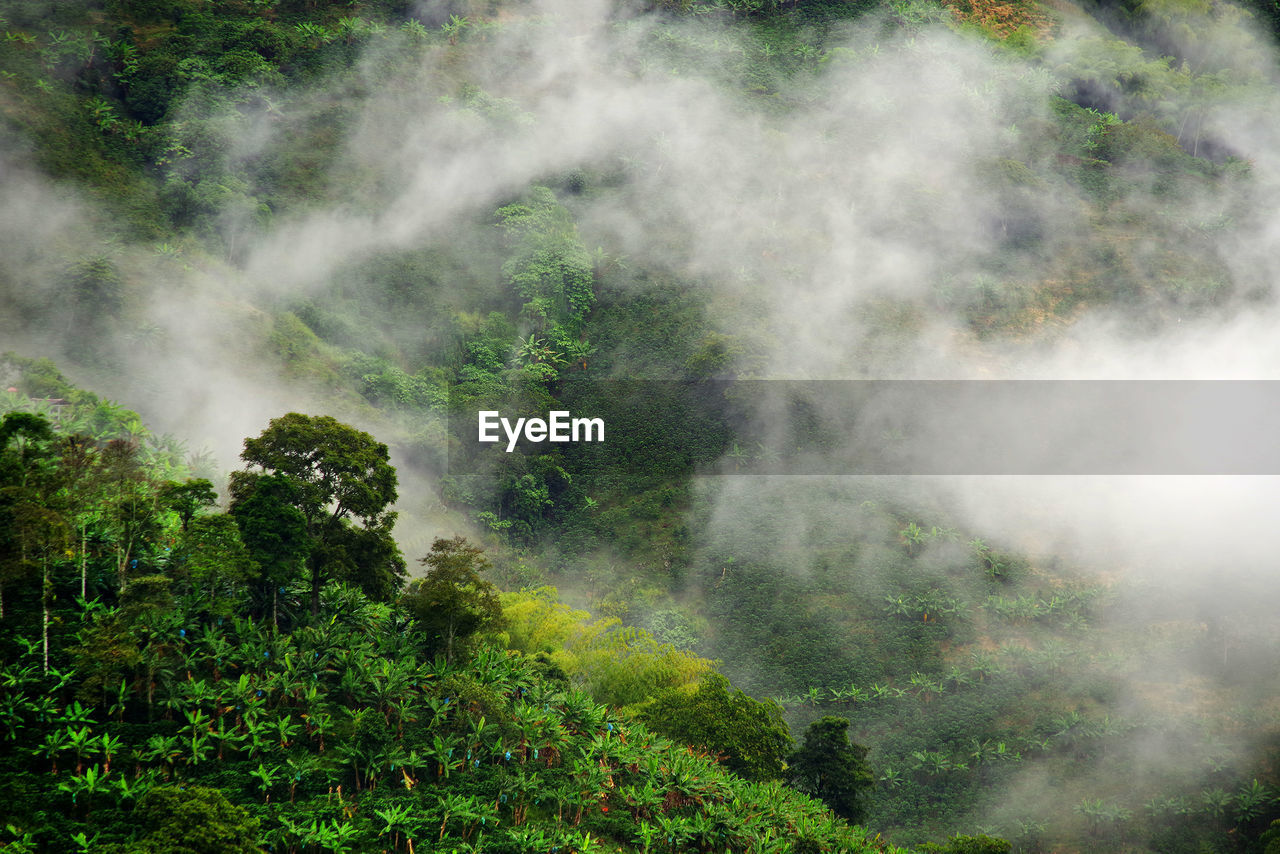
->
[[0, 405, 1038, 853]]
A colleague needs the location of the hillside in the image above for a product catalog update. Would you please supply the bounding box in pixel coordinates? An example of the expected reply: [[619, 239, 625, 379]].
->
[[3, 0, 1280, 850]]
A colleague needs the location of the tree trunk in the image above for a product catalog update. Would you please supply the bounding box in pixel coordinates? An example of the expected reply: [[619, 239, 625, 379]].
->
[[117, 534, 133, 593], [80, 528, 87, 599], [42, 556, 50, 674], [311, 558, 321, 617]]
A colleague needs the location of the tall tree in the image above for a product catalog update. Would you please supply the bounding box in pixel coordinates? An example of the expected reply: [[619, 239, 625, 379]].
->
[[0, 413, 58, 619], [787, 716, 875, 824], [159, 478, 217, 533], [229, 472, 309, 626], [0, 412, 68, 670], [56, 435, 105, 599], [171, 514, 257, 618], [229, 413, 401, 615], [99, 439, 161, 593], [401, 536, 500, 661]]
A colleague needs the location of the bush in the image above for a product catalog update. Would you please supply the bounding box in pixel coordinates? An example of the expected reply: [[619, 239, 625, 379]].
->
[[641, 673, 793, 781]]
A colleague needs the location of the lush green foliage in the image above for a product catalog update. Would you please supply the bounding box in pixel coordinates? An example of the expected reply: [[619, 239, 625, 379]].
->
[[498, 587, 713, 712], [641, 672, 794, 783], [788, 716, 876, 824], [4, 0, 1280, 849], [229, 413, 404, 615], [0, 405, 901, 853], [402, 536, 503, 661]]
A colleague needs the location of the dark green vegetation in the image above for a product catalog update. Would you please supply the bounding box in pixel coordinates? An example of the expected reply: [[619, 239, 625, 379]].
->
[[3, 0, 1280, 850], [0, 403, 893, 853]]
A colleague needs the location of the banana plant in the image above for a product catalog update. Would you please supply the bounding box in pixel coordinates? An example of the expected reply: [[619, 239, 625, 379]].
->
[[374, 801, 415, 852], [559, 689, 606, 735], [654, 812, 693, 850], [829, 684, 868, 705], [429, 732, 463, 779], [96, 732, 124, 774], [942, 665, 973, 690], [502, 766, 542, 827], [467, 714, 492, 759], [250, 762, 278, 803], [437, 792, 482, 843], [1201, 787, 1233, 821], [139, 732, 182, 773], [271, 713, 301, 748], [301, 708, 334, 753], [568, 756, 612, 825], [686, 810, 722, 849], [878, 765, 903, 790], [107, 768, 157, 804], [562, 338, 597, 371], [0, 690, 36, 744], [64, 725, 95, 775], [867, 682, 895, 701], [634, 820, 659, 854], [1233, 779, 1277, 823], [68, 829, 100, 854], [898, 520, 926, 553], [300, 818, 359, 854], [336, 738, 381, 791], [507, 825, 553, 852], [209, 714, 245, 761], [242, 710, 272, 759], [368, 658, 416, 730], [107, 677, 129, 723], [179, 708, 213, 768], [338, 661, 370, 706], [619, 778, 665, 821], [57, 764, 108, 812], [373, 742, 412, 789], [279, 755, 316, 804], [36, 727, 73, 774]]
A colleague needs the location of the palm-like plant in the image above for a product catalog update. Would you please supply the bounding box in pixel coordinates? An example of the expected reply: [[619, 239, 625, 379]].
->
[[242, 710, 272, 759], [467, 714, 492, 760], [37, 727, 73, 774], [301, 709, 334, 753], [96, 732, 124, 775], [250, 762, 279, 803], [654, 812, 694, 850], [336, 738, 381, 792], [898, 521, 926, 554], [1233, 779, 1277, 823], [64, 725, 95, 775], [57, 765, 108, 813], [1201, 787, 1234, 821], [271, 713, 301, 749], [107, 768, 156, 804], [441, 14, 469, 45], [301, 818, 359, 854], [514, 335, 567, 369], [374, 801, 415, 852], [437, 792, 481, 842], [508, 825, 554, 851], [561, 339, 597, 371], [429, 732, 462, 779], [209, 715, 244, 761], [139, 733, 182, 774], [179, 708, 213, 768]]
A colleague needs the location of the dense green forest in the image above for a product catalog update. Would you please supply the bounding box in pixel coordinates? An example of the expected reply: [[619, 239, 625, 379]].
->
[[3, 0, 1280, 850]]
